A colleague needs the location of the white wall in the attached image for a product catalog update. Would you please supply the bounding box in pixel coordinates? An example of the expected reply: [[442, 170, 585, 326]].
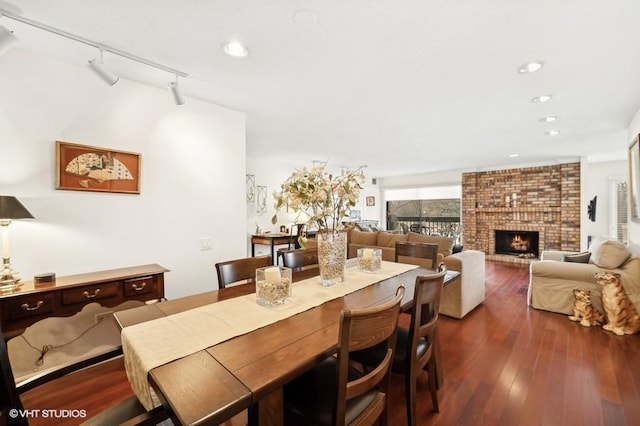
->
[[0, 49, 247, 298], [628, 108, 640, 251], [582, 160, 627, 242]]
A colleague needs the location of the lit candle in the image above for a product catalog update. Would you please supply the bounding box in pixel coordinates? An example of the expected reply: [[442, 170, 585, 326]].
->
[[362, 248, 373, 259], [264, 267, 281, 284]]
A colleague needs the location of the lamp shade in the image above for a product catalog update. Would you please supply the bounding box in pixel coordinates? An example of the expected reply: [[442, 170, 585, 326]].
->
[[0, 196, 34, 220]]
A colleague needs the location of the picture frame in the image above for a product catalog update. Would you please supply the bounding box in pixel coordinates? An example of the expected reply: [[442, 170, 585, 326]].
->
[[366, 196, 375, 207], [629, 135, 640, 222], [256, 185, 267, 214], [56, 141, 141, 194]]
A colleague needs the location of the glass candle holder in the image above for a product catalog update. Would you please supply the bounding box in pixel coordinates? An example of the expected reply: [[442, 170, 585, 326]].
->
[[357, 248, 382, 272], [256, 266, 292, 306]]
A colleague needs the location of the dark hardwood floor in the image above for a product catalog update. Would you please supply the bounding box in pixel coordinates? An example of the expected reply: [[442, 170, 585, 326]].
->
[[20, 261, 640, 425]]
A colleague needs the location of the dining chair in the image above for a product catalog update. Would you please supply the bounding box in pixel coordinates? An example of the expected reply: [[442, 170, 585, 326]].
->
[[395, 241, 439, 269], [280, 247, 319, 271], [283, 286, 405, 426], [215, 255, 272, 288], [353, 266, 447, 426], [0, 323, 172, 426]]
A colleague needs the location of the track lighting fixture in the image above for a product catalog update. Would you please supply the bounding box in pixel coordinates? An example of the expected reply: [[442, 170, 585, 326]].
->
[[168, 75, 185, 105], [0, 25, 18, 56], [0, 8, 188, 95], [88, 49, 119, 86]]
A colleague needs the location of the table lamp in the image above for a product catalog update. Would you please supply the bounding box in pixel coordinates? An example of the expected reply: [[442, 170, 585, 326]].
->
[[0, 196, 34, 290], [293, 210, 311, 248]]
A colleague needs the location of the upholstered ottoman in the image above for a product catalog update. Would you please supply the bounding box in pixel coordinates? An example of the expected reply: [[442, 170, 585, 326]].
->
[[441, 250, 486, 318]]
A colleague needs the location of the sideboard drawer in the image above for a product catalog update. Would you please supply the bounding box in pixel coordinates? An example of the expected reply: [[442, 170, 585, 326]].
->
[[7, 293, 56, 319], [123, 276, 156, 297], [62, 281, 120, 305]]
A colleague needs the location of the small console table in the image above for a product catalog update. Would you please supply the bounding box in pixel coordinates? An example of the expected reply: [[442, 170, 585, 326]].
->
[[0, 264, 168, 340], [251, 233, 294, 264]]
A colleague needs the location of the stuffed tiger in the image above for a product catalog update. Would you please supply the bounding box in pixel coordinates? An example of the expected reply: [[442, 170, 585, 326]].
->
[[595, 271, 640, 335], [568, 289, 604, 327]]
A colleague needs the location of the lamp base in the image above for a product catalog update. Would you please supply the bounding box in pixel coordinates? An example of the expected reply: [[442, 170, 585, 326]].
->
[[0, 262, 22, 291]]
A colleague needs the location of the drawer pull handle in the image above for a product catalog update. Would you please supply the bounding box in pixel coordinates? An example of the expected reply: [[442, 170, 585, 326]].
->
[[132, 282, 147, 291], [21, 301, 44, 311], [82, 289, 101, 299]]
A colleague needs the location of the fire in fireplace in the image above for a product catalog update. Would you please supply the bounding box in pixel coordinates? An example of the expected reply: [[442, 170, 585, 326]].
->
[[494, 230, 539, 258]]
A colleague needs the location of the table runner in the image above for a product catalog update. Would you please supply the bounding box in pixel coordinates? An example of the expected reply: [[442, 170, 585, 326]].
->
[[122, 261, 417, 409]]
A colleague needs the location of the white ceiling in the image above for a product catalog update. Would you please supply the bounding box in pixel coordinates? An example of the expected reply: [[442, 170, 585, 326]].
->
[[2, 0, 640, 178]]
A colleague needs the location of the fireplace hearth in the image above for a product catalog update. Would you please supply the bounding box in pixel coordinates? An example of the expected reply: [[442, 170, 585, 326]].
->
[[494, 230, 539, 258]]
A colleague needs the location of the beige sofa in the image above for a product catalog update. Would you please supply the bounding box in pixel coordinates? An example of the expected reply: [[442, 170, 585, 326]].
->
[[348, 228, 454, 264], [528, 236, 640, 315], [348, 228, 485, 318]]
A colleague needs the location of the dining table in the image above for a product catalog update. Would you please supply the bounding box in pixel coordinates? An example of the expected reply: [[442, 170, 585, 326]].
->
[[114, 261, 460, 425]]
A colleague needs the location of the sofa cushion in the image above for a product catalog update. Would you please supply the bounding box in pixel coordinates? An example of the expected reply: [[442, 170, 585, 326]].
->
[[406, 232, 454, 256], [377, 231, 408, 248], [349, 228, 378, 246], [590, 239, 630, 269], [561, 251, 591, 263]]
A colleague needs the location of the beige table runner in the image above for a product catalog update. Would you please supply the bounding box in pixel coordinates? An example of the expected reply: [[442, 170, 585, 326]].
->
[[122, 261, 417, 409]]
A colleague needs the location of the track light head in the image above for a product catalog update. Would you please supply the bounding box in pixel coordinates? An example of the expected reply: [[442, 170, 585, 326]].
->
[[0, 25, 19, 56], [168, 80, 185, 105], [88, 57, 119, 86]]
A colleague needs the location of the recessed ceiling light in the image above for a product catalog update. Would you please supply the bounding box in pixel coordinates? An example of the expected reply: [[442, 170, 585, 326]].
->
[[545, 130, 560, 136], [538, 116, 558, 123], [531, 94, 553, 103], [518, 61, 544, 74], [508, 154, 520, 158], [222, 41, 249, 58]]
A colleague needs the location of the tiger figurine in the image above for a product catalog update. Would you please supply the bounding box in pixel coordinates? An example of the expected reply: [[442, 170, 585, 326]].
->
[[595, 271, 640, 335], [568, 289, 604, 327]]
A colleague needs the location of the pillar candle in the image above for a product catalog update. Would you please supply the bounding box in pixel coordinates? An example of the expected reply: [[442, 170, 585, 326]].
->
[[362, 248, 373, 259], [264, 266, 281, 284]]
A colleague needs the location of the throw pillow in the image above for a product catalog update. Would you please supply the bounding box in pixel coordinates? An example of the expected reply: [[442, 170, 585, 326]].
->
[[406, 232, 454, 256], [591, 239, 630, 269], [561, 252, 591, 263], [377, 231, 408, 248], [349, 228, 378, 246], [356, 224, 372, 232]]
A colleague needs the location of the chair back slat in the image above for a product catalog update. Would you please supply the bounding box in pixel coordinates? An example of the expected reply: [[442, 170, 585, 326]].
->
[[215, 255, 272, 288], [395, 241, 439, 269], [280, 248, 318, 271]]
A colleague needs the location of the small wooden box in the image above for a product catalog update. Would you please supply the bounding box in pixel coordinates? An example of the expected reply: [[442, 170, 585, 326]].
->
[[34, 272, 56, 285]]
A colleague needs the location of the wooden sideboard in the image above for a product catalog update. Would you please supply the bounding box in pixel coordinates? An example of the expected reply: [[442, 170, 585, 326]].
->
[[0, 264, 168, 340]]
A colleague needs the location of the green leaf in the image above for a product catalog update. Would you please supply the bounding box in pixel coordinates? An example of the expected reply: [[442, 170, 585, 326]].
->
[[271, 214, 278, 225]]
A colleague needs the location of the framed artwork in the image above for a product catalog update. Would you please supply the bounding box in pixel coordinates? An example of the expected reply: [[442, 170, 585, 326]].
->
[[246, 174, 256, 203], [56, 141, 140, 194], [629, 135, 640, 221], [256, 185, 267, 214], [366, 196, 375, 207]]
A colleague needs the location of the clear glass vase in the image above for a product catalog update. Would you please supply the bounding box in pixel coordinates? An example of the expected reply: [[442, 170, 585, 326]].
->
[[317, 231, 347, 286]]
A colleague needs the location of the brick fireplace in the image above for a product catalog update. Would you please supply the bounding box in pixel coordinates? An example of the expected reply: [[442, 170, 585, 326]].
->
[[461, 163, 580, 263]]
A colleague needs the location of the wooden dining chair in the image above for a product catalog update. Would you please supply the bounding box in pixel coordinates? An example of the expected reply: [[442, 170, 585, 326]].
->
[[353, 266, 447, 425], [395, 241, 439, 269], [0, 323, 172, 426], [215, 255, 272, 288], [283, 286, 405, 426], [280, 247, 318, 271]]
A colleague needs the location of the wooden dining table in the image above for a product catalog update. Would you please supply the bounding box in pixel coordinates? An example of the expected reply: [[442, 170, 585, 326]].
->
[[114, 262, 460, 425]]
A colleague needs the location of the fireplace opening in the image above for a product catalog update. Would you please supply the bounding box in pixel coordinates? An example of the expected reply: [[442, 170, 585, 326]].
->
[[494, 230, 539, 258]]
